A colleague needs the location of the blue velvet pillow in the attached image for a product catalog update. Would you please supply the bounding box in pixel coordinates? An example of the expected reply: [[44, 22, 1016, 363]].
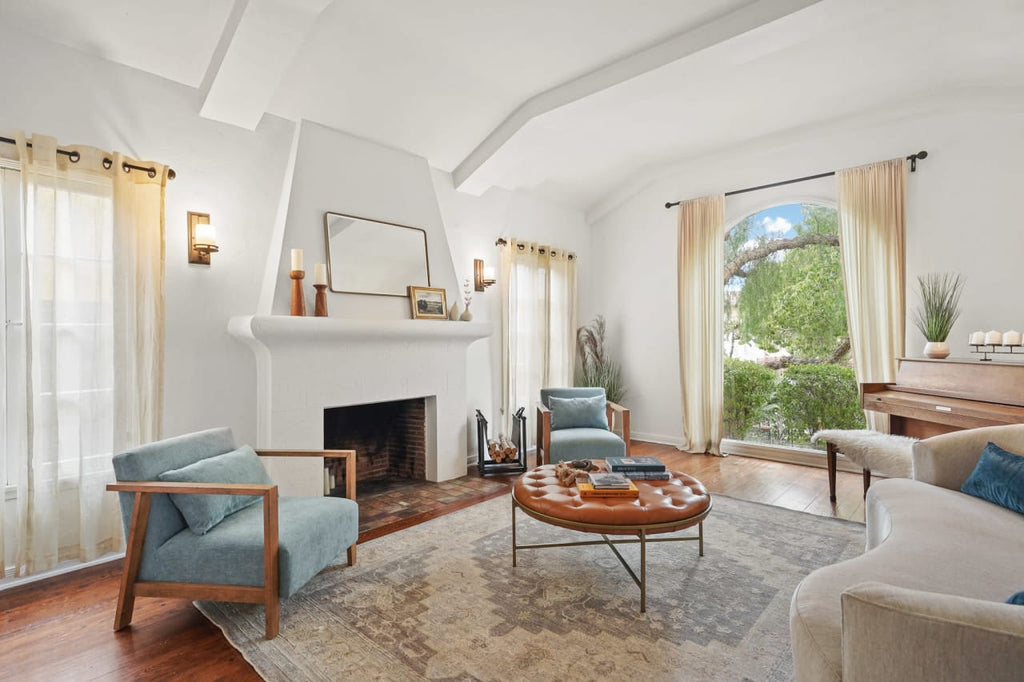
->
[[960, 442, 1024, 515], [158, 444, 273, 535], [1008, 592, 1024, 605], [549, 394, 608, 431]]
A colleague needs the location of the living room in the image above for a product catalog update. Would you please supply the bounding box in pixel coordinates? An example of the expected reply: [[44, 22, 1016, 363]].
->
[[2, 1, 1023, 680]]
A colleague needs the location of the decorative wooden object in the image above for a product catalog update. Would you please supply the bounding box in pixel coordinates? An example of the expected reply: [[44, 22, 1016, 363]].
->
[[290, 270, 306, 316], [314, 284, 328, 317]]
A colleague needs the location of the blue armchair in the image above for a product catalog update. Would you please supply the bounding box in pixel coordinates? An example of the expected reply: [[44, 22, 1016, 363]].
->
[[536, 387, 631, 464], [107, 427, 358, 639]]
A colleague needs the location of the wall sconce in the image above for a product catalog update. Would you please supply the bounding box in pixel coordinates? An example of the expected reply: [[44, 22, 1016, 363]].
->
[[474, 258, 496, 291], [188, 211, 219, 265]]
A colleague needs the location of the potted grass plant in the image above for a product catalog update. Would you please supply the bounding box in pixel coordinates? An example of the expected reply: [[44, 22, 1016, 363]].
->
[[912, 272, 966, 359]]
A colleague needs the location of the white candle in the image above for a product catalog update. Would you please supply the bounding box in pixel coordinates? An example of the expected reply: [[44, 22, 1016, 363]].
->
[[194, 223, 217, 247], [969, 331, 986, 345], [484, 266, 496, 281], [291, 248, 304, 272], [1004, 330, 1022, 346], [985, 330, 1003, 346], [313, 263, 327, 286]]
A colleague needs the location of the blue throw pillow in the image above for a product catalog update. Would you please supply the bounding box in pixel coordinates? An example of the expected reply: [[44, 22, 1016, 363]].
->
[[549, 394, 609, 431], [960, 442, 1024, 515], [1008, 591, 1024, 605], [158, 444, 274, 535]]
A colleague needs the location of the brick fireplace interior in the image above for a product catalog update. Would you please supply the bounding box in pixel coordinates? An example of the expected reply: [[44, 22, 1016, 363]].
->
[[323, 398, 426, 496]]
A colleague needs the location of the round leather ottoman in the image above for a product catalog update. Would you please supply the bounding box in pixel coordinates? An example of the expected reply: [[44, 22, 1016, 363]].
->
[[511, 463, 712, 611]]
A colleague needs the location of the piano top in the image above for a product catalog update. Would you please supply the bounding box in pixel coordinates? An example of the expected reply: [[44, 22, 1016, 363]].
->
[[864, 357, 1024, 408]]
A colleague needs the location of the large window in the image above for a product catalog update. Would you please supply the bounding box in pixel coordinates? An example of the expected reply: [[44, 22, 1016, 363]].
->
[[722, 203, 864, 451]]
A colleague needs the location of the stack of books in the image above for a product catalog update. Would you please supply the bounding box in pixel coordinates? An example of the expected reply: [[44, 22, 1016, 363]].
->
[[577, 472, 639, 499], [605, 456, 671, 480]]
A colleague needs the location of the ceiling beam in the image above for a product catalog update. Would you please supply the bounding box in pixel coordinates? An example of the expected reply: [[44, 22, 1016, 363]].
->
[[200, 0, 332, 130], [452, 0, 825, 193]]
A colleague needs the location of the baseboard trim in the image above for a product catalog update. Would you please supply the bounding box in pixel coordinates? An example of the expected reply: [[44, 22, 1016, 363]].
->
[[631, 431, 685, 448], [1, 552, 124, 593]]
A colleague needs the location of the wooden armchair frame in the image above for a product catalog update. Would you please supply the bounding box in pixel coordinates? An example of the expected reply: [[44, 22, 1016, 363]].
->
[[536, 401, 630, 465], [106, 449, 355, 640]]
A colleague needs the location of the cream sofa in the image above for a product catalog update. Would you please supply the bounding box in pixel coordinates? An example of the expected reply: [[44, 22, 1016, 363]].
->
[[790, 424, 1024, 681]]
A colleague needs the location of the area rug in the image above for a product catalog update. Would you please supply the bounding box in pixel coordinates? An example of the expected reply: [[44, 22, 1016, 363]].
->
[[197, 494, 864, 681]]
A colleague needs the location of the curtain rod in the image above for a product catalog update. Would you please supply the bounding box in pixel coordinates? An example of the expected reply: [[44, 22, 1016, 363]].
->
[[0, 136, 176, 180], [663, 151, 927, 209]]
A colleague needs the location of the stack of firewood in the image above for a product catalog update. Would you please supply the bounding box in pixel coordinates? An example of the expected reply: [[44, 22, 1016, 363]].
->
[[487, 435, 518, 462]]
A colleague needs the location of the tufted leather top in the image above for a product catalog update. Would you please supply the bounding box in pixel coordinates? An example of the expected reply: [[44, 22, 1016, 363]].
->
[[513, 464, 711, 535]]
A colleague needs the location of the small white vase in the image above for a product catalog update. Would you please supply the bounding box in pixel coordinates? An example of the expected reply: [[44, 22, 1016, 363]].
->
[[448, 302, 459, 321], [460, 307, 473, 322], [923, 341, 950, 359]]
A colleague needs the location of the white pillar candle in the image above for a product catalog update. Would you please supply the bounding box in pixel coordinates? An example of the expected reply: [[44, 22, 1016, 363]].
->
[[194, 223, 217, 247], [969, 331, 986, 345], [291, 248, 304, 271], [1004, 330, 1022, 346], [985, 330, 1003, 346], [313, 263, 328, 286]]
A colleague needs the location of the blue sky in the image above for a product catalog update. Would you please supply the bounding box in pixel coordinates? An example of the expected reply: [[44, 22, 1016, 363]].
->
[[744, 203, 803, 239]]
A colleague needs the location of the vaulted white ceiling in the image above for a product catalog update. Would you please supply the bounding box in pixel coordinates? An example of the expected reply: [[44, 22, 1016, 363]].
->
[[3, 0, 1022, 213]]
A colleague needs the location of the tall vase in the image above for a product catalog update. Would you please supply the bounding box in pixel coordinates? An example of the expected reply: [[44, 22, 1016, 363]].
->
[[923, 341, 950, 359]]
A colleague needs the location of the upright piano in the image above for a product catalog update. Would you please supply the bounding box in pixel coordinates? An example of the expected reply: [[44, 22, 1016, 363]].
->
[[862, 358, 1024, 439]]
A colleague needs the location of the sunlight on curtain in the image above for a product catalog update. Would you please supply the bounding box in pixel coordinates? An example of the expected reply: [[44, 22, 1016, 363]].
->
[[6, 134, 167, 577], [500, 240, 577, 434], [837, 158, 907, 433], [677, 195, 725, 455]]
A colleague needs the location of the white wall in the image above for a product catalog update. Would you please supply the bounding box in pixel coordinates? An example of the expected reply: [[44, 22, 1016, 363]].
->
[[269, 121, 459, 319], [432, 171, 591, 452], [590, 90, 1024, 445], [0, 26, 296, 447]]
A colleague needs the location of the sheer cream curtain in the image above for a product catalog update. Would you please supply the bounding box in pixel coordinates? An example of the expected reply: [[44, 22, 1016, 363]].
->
[[500, 239, 577, 433], [9, 133, 166, 576], [837, 158, 907, 433], [677, 195, 725, 454]]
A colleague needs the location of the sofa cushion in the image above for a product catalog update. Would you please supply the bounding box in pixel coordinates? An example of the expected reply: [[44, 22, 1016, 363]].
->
[[158, 445, 273, 535], [549, 394, 608, 431], [549, 427, 624, 463], [961, 442, 1024, 515], [139, 496, 359, 599]]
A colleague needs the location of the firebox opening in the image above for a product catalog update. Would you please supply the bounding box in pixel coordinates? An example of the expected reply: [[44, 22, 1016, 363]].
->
[[324, 397, 426, 496]]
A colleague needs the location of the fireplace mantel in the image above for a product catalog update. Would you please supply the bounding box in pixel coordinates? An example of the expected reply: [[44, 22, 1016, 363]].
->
[[229, 315, 492, 495], [230, 315, 492, 345]]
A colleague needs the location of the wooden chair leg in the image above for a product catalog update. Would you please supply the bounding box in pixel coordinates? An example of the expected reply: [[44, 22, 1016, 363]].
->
[[863, 469, 871, 498], [263, 487, 280, 639], [114, 492, 153, 631], [347, 544, 357, 566], [827, 442, 838, 503]]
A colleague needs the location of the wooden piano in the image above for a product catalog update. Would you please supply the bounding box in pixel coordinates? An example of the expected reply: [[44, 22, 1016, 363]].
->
[[862, 357, 1024, 439]]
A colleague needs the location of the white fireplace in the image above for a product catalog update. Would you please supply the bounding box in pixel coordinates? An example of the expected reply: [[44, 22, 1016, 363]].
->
[[229, 315, 491, 496]]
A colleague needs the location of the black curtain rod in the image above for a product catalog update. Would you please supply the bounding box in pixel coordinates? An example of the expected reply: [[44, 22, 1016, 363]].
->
[[663, 151, 927, 209], [0, 136, 176, 180]]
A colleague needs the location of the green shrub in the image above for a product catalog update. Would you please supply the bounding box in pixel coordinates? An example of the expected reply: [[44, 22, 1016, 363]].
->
[[723, 358, 777, 439], [775, 364, 864, 444]]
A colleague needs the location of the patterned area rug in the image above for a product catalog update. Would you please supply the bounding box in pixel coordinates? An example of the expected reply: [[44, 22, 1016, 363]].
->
[[197, 494, 864, 681]]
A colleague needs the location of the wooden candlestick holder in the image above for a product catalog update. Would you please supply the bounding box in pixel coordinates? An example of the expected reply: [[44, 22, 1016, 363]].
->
[[290, 270, 306, 316], [314, 284, 328, 317]]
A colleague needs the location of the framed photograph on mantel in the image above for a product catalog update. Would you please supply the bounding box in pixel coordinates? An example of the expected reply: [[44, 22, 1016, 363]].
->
[[408, 286, 448, 320]]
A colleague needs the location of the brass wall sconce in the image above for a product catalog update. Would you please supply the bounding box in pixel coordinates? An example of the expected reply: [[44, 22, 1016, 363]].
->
[[474, 258, 496, 291], [188, 211, 219, 265]]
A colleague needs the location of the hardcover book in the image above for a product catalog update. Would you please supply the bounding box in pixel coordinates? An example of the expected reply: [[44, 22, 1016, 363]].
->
[[620, 470, 672, 480], [605, 456, 666, 472], [587, 472, 632, 489], [578, 481, 639, 498]]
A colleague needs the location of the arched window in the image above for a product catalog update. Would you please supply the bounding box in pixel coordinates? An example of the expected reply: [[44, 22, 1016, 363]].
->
[[722, 203, 864, 451]]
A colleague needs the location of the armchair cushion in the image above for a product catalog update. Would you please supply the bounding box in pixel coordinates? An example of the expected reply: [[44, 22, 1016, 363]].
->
[[549, 428, 625, 463], [141, 496, 358, 599], [549, 394, 609, 431], [158, 444, 274, 534], [961, 442, 1024, 515], [112, 427, 237, 549]]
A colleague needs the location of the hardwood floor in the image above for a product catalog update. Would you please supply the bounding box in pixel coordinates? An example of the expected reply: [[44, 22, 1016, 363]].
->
[[0, 444, 864, 681]]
